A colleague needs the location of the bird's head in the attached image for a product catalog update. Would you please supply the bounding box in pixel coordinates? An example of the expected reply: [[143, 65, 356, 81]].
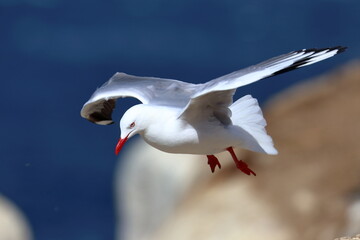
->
[[115, 105, 147, 155]]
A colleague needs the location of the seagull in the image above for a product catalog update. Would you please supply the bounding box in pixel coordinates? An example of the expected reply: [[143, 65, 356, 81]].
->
[[81, 46, 346, 175]]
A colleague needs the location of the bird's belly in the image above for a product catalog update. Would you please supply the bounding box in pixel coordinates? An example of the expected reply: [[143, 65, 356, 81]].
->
[[142, 125, 235, 155], [143, 137, 225, 155]]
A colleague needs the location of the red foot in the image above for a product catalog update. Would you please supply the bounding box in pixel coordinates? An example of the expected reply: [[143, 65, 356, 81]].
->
[[207, 155, 221, 173], [226, 147, 256, 176]]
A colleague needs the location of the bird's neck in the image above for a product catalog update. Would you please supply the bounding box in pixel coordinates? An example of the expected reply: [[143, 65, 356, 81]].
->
[[136, 105, 180, 131]]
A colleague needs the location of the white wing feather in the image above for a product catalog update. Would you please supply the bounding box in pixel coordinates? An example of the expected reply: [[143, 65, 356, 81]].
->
[[81, 47, 345, 125], [230, 95, 277, 154], [179, 47, 346, 122], [81, 72, 197, 124], [193, 47, 346, 98]]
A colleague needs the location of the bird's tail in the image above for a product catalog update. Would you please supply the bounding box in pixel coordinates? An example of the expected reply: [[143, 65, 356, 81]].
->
[[230, 95, 278, 155]]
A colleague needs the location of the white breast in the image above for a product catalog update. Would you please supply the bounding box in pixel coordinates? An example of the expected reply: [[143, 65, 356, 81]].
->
[[141, 116, 236, 155]]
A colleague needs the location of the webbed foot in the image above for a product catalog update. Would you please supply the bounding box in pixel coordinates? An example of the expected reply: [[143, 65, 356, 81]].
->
[[206, 155, 221, 173]]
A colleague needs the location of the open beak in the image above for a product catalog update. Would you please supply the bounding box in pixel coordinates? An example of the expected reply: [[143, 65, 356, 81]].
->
[[115, 134, 129, 155]]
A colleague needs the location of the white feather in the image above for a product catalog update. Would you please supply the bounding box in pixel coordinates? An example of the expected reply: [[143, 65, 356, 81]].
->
[[230, 95, 278, 155]]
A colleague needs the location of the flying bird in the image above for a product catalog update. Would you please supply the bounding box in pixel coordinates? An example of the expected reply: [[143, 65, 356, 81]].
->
[[81, 46, 346, 175]]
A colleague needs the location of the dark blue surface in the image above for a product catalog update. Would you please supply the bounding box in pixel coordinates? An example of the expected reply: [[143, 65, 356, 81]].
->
[[0, 1, 358, 239]]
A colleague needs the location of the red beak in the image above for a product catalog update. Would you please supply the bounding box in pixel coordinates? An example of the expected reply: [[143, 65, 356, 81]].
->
[[115, 136, 128, 155]]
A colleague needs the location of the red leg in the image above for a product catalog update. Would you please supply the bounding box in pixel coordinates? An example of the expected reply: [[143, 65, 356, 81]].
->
[[206, 155, 221, 173], [226, 147, 256, 176]]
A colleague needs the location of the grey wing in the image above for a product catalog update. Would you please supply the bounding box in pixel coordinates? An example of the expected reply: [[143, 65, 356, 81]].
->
[[81, 72, 198, 125], [178, 90, 235, 126], [194, 46, 346, 98], [178, 46, 346, 123]]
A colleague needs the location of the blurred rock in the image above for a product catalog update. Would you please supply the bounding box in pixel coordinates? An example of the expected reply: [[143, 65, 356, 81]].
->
[[335, 234, 360, 240], [116, 61, 360, 240], [0, 195, 32, 240], [115, 138, 208, 240], [256, 61, 360, 240], [345, 196, 360, 236]]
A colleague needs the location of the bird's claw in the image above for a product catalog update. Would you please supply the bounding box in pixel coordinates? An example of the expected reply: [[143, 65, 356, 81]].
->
[[207, 155, 221, 173], [235, 160, 256, 176]]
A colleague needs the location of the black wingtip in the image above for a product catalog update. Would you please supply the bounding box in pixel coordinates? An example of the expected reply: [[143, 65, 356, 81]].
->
[[296, 46, 347, 54], [335, 46, 347, 54], [87, 112, 114, 125], [271, 46, 347, 77], [85, 99, 116, 125]]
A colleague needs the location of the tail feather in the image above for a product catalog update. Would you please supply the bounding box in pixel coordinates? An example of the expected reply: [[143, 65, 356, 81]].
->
[[230, 95, 278, 155]]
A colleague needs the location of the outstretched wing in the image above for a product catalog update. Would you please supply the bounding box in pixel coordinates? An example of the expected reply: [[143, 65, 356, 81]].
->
[[179, 47, 346, 122], [178, 90, 235, 125], [193, 46, 346, 98], [81, 72, 197, 125]]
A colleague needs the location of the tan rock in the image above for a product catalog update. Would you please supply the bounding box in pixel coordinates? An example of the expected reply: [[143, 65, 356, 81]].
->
[[335, 234, 360, 240], [0, 195, 33, 240]]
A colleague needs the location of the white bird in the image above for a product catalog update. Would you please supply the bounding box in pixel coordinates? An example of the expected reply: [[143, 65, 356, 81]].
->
[[81, 46, 346, 175]]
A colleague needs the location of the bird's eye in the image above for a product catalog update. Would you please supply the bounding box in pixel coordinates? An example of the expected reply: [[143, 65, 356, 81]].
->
[[129, 122, 135, 128]]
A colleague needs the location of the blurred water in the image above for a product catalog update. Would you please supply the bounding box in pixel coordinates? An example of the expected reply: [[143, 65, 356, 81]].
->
[[0, 0, 358, 239]]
